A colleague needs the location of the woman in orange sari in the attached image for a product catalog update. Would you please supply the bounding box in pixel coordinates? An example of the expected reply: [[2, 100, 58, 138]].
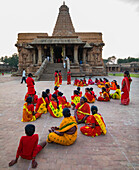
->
[[84, 88, 95, 103], [47, 108, 77, 146], [121, 71, 132, 105], [21, 97, 42, 122], [57, 92, 71, 108], [67, 69, 71, 85], [80, 105, 107, 137], [59, 70, 62, 85], [55, 70, 59, 87], [48, 94, 63, 118], [74, 97, 90, 124], [110, 80, 117, 90]]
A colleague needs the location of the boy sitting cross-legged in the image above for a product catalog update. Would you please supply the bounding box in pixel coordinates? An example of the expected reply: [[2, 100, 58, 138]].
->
[[9, 124, 46, 168]]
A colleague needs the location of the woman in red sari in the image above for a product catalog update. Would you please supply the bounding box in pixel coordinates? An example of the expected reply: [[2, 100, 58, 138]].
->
[[67, 69, 71, 85], [80, 105, 107, 137], [97, 87, 110, 102], [59, 70, 62, 85], [45, 89, 52, 104], [55, 70, 59, 87], [121, 71, 132, 105], [57, 92, 71, 108], [84, 88, 95, 103], [74, 97, 90, 124], [77, 87, 82, 97], [26, 73, 35, 95]]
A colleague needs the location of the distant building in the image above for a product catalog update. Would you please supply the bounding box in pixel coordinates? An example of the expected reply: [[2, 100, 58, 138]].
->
[[15, 2, 105, 78], [0, 62, 11, 73]]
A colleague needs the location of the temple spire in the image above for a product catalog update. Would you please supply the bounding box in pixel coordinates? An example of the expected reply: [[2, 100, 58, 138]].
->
[[52, 3, 75, 36]]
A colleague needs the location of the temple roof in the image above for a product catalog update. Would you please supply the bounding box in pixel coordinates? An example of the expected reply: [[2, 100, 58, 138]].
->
[[52, 2, 75, 36], [30, 37, 85, 45]]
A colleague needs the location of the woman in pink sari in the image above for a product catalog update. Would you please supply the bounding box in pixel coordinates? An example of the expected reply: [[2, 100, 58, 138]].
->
[[121, 71, 132, 105]]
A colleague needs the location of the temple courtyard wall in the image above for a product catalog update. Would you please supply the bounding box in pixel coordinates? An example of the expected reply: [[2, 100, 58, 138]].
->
[[0, 75, 138, 170]]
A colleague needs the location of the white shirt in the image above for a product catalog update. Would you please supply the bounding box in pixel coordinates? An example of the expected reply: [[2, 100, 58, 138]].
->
[[22, 70, 26, 77]]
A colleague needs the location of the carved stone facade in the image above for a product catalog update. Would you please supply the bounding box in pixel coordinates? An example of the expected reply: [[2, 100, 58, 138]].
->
[[15, 2, 105, 76]]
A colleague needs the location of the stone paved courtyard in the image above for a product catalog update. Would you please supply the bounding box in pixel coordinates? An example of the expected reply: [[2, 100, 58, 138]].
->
[[0, 75, 139, 170]]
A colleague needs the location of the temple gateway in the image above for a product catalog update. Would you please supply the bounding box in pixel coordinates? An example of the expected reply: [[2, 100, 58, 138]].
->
[[15, 2, 105, 80]]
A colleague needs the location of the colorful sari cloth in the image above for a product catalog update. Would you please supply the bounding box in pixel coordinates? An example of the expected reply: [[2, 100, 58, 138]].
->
[[47, 116, 77, 145], [53, 90, 59, 96], [24, 93, 38, 104], [121, 77, 131, 105], [55, 72, 60, 87], [74, 79, 79, 86], [97, 92, 110, 101], [110, 82, 117, 90], [48, 101, 63, 118], [88, 79, 94, 85], [21, 103, 42, 122], [58, 96, 71, 108], [75, 103, 90, 121], [79, 91, 82, 97], [35, 97, 47, 114], [110, 89, 121, 99], [59, 72, 62, 85], [67, 71, 71, 85], [84, 92, 95, 103], [26, 77, 35, 95], [77, 81, 84, 87], [83, 80, 88, 86], [71, 95, 80, 106], [80, 113, 107, 137]]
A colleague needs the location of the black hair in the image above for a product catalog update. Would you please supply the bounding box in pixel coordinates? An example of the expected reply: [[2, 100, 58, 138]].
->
[[42, 91, 47, 99], [63, 108, 71, 117], [91, 105, 98, 115], [100, 78, 103, 82], [58, 92, 63, 96], [54, 86, 59, 90], [117, 85, 120, 89], [74, 90, 79, 95], [81, 97, 87, 102], [105, 78, 109, 82], [124, 70, 130, 78], [26, 97, 32, 104], [90, 87, 93, 91], [28, 73, 33, 77], [105, 84, 109, 88], [46, 89, 50, 94], [102, 87, 106, 91], [59, 70, 61, 72], [86, 88, 90, 91], [25, 124, 35, 136], [52, 94, 59, 109], [77, 87, 80, 91]]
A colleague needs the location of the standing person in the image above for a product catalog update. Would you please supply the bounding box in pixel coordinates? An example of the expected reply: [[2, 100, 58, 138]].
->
[[26, 73, 36, 97], [9, 124, 46, 168], [59, 70, 62, 85], [54, 70, 59, 87], [67, 69, 71, 85], [21, 69, 26, 84], [121, 71, 132, 105]]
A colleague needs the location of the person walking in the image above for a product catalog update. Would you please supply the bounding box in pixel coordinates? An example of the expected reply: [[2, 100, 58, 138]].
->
[[21, 69, 26, 84]]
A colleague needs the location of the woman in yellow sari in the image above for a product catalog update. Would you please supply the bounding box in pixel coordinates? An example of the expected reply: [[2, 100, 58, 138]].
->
[[110, 85, 121, 99], [47, 108, 78, 146], [54, 70, 59, 87]]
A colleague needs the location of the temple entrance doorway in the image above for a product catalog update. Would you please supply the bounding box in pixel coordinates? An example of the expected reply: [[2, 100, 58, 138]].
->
[[66, 45, 74, 63], [54, 46, 62, 63]]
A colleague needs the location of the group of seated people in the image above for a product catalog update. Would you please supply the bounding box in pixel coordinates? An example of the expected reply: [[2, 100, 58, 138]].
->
[[74, 77, 94, 87], [9, 101, 107, 168]]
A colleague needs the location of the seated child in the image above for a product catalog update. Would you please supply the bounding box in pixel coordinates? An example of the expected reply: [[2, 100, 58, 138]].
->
[[53, 86, 59, 96], [110, 85, 121, 99], [24, 91, 38, 104], [35, 91, 48, 114], [45, 89, 52, 104], [88, 77, 94, 85], [80, 105, 107, 137], [74, 78, 79, 86], [83, 77, 88, 86], [77, 79, 84, 87], [57, 92, 71, 108], [97, 87, 110, 102], [71, 90, 80, 110], [95, 78, 99, 85], [9, 124, 46, 168], [77, 87, 82, 97], [22, 97, 42, 122], [90, 87, 97, 99], [105, 84, 110, 96], [84, 88, 95, 103]]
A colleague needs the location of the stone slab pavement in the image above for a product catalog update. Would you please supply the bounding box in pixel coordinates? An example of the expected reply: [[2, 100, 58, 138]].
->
[[0, 74, 139, 170]]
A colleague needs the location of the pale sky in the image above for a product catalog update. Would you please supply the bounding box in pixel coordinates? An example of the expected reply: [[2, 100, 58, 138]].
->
[[0, 0, 139, 59]]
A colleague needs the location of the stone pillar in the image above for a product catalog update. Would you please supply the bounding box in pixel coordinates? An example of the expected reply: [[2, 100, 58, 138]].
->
[[33, 53, 36, 64], [63, 45, 66, 59], [83, 49, 87, 64], [50, 46, 54, 63], [74, 45, 79, 64], [37, 46, 42, 65]]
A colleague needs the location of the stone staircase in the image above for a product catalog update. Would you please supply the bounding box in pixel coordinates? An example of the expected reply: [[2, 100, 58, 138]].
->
[[39, 63, 67, 81]]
